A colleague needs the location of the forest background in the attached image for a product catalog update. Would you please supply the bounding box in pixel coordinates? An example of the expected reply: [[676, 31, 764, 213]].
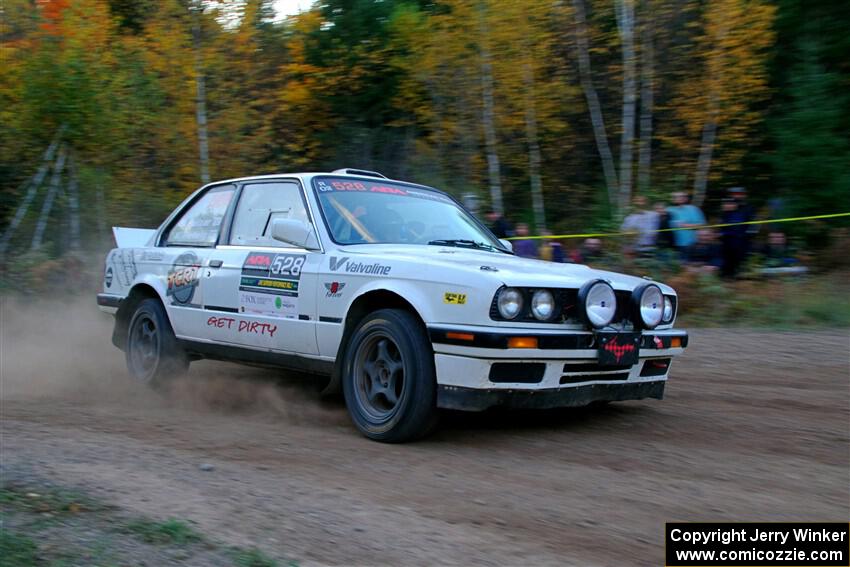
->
[[1, 0, 848, 292]]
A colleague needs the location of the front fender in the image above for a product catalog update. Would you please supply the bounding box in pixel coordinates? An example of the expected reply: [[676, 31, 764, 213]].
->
[[345, 278, 437, 324]]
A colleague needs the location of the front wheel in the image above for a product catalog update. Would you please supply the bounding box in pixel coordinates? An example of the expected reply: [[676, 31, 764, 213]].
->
[[342, 309, 438, 442], [125, 298, 188, 387]]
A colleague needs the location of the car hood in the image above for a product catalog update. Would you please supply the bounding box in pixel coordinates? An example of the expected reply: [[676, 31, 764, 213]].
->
[[337, 244, 675, 294]]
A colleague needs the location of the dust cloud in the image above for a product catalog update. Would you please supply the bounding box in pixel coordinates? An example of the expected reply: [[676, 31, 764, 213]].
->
[[0, 294, 333, 422]]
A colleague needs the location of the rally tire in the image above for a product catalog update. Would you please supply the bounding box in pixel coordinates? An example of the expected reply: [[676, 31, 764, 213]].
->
[[125, 298, 189, 387], [342, 309, 439, 442]]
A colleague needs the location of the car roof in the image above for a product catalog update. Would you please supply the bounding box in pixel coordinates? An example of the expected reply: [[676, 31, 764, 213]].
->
[[202, 172, 452, 199]]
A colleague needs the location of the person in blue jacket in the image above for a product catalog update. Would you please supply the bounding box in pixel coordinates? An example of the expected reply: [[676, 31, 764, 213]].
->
[[668, 192, 706, 258]]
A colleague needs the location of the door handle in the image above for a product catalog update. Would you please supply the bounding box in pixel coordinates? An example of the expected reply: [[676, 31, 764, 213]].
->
[[209, 259, 223, 268]]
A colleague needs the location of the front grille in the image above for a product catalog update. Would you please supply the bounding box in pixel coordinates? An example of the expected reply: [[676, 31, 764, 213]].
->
[[613, 290, 633, 326], [490, 287, 635, 326], [640, 358, 671, 377], [560, 360, 635, 384], [560, 372, 630, 384], [562, 362, 631, 373], [489, 362, 546, 384]]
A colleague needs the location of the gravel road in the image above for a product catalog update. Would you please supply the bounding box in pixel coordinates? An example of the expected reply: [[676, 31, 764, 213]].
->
[[1, 299, 848, 565]]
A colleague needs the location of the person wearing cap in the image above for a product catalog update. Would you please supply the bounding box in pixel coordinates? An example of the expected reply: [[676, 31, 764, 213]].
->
[[720, 187, 755, 278], [667, 192, 706, 259], [620, 195, 660, 256], [538, 229, 567, 263], [486, 209, 514, 239], [511, 222, 538, 258]]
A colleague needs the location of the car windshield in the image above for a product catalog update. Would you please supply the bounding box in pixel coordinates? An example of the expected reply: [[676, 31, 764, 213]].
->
[[313, 177, 507, 251]]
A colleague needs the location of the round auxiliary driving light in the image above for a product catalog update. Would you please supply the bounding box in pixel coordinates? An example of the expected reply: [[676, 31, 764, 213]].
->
[[497, 287, 524, 319], [531, 289, 556, 321], [663, 296, 675, 323], [632, 283, 664, 329], [578, 280, 617, 328]]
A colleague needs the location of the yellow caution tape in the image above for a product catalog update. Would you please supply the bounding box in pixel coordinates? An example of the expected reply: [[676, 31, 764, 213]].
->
[[506, 212, 850, 240]]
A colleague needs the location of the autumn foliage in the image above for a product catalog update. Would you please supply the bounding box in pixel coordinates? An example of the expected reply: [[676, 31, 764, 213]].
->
[[0, 0, 848, 257]]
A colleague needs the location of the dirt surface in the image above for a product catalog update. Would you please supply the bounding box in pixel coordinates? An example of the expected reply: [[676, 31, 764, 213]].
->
[[1, 298, 849, 566]]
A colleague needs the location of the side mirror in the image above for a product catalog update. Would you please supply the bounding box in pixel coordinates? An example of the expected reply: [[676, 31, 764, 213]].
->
[[271, 219, 320, 250], [499, 239, 513, 252]]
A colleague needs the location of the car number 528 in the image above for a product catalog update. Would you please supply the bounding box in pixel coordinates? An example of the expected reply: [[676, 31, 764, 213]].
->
[[271, 255, 304, 277]]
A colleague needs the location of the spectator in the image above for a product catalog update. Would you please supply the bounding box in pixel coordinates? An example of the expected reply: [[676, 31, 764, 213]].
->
[[729, 186, 757, 244], [668, 192, 706, 258], [486, 209, 514, 239], [512, 223, 538, 258], [687, 229, 722, 273], [620, 195, 659, 256], [538, 229, 567, 263], [653, 202, 675, 259], [761, 231, 798, 268], [720, 188, 755, 278], [571, 238, 602, 264]]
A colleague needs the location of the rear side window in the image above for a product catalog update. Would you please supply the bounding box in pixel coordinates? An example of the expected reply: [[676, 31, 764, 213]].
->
[[229, 182, 311, 247], [165, 185, 235, 247]]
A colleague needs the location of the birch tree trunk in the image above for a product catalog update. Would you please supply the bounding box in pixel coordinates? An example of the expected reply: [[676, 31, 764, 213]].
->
[[478, 2, 503, 215], [67, 154, 81, 252], [616, 0, 637, 214], [31, 145, 67, 251], [425, 79, 446, 185], [572, 0, 618, 213], [0, 127, 65, 257], [637, 6, 654, 195], [692, 20, 729, 207], [192, 2, 211, 185], [523, 61, 546, 233], [457, 67, 477, 190], [692, 110, 717, 207], [96, 178, 107, 242]]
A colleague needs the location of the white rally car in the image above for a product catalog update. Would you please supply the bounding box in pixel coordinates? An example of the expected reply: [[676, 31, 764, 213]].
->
[[98, 169, 688, 442]]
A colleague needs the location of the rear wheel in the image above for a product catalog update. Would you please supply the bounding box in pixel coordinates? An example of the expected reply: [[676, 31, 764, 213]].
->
[[125, 298, 188, 387], [342, 309, 438, 442]]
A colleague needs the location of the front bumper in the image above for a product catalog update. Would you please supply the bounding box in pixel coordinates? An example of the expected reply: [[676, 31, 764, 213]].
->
[[438, 380, 665, 411], [428, 325, 687, 411]]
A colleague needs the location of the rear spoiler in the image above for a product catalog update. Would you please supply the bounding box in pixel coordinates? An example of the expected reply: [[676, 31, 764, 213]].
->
[[113, 227, 156, 248]]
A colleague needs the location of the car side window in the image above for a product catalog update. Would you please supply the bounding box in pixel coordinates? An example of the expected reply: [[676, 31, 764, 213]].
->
[[164, 185, 235, 247], [229, 182, 311, 247]]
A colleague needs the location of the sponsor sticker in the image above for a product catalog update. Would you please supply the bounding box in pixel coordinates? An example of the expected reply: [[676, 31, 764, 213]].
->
[[167, 251, 201, 305], [238, 291, 297, 319], [206, 316, 278, 337], [329, 256, 391, 276], [324, 282, 346, 298], [444, 292, 467, 305], [314, 177, 453, 203], [139, 251, 163, 262], [112, 249, 138, 287], [239, 252, 304, 298]]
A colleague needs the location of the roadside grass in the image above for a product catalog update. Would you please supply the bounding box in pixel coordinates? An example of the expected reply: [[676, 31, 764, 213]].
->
[[0, 485, 104, 516], [231, 547, 281, 567], [0, 532, 40, 566], [123, 517, 203, 545], [673, 272, 850, 328], [1, 482, 291, 567]]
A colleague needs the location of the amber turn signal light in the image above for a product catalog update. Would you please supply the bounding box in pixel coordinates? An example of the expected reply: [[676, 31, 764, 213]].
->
[[508, 337, 538, 349], [446, 332, 475, 342], [670, 337, 682, 348]]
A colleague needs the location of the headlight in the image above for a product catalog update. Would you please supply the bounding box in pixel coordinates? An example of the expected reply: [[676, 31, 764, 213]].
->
[[632, 284, 664, 329], [497, 287, 524, 319], [663, 296, 675, 323], [531, 289, 556, 321], [578, 280, 616, 328]]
